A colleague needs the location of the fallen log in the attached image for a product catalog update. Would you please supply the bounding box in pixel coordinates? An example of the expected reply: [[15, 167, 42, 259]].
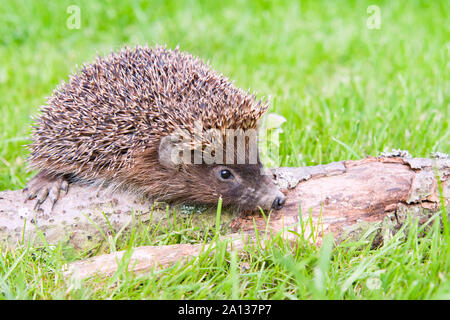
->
[[0, 156, 448, 279]]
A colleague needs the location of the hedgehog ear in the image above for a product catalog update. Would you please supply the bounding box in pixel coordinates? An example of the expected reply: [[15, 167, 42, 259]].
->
[[159, 136, 180, 169], [158, 136, 188, 170]]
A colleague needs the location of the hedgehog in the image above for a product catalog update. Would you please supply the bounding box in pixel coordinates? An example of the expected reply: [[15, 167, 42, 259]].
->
[[24, 45, 286, 212]]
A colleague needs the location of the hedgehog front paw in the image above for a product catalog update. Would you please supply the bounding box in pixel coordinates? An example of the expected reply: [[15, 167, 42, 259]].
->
[[23, 171, 69, 210]]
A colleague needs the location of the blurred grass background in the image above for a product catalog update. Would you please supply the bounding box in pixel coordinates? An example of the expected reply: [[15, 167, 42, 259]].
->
[[0, 0, 449, 300], [0, 0, 448, 190]]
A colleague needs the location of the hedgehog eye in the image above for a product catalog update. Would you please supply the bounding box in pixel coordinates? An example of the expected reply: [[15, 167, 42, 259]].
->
[[219, 169, 233, 180]]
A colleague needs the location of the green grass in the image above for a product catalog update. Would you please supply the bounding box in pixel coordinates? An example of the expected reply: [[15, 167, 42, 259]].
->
[[0, 0, 449, 299], [1, 207, 448, 299]]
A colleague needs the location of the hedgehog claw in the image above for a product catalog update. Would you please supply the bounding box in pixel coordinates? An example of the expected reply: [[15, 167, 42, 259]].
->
[[36, 186, 49, 204], [24, 171, 69, 211], [33, 199, 42, 211], [24, 191, 36, 203], [48, 180, 63, 211], [60, 180, 69, 195]]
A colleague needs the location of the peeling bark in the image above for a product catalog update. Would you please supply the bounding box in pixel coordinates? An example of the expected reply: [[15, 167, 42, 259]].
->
[[0, 156, 448, 279]]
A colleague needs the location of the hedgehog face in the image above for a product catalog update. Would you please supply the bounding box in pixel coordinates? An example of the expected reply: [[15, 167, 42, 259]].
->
[[156, 134, 285, 211], [178, 162, 285, 212], [208, 164, 286, 211]]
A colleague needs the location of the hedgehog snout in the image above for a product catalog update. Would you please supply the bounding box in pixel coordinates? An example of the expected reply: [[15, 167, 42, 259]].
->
[[252, 184, 286, 211], [272, 191, 286, 210]]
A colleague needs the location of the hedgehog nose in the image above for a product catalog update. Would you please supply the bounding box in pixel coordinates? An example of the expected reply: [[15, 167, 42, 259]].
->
[[272, 193, 286, 210]]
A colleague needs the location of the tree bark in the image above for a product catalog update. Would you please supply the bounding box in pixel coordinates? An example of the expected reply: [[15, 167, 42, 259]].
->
[[0, 156, 448, 279]]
